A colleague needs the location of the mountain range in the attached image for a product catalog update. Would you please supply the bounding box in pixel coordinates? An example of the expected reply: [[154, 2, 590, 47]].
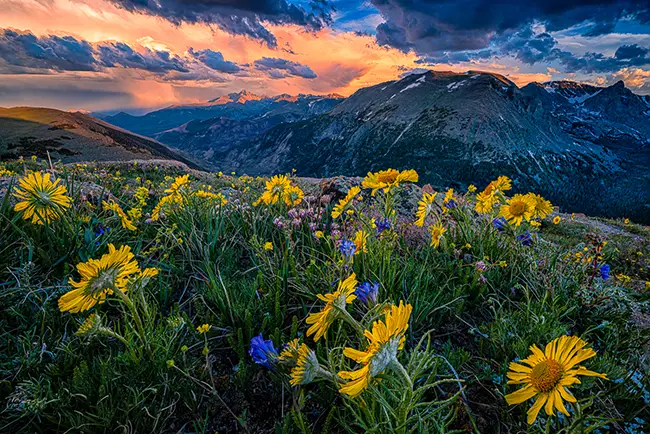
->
[[202, 72, 649, 222], [103, 91, 344, 141], [3, 71, 649, 222]]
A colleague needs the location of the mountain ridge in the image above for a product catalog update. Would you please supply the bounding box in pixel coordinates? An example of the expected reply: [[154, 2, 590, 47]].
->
[[213, 70, 649, 222], [0, 107, 202, 169], [105, 91, 345, 138]]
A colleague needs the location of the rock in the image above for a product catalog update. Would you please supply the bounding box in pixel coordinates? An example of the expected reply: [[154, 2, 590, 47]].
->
[[319, 176, 363, 202]]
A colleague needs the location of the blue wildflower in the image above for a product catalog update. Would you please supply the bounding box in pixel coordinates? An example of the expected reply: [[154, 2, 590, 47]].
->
[[375, 218, 391, 234], [445, 199, 457, 209], [355, 281, 379, 305], [95, 223, 110, 237], [492, 217, 507, 232], [249, 334, 278, 369], [517, 231, 533, 246], [94, 223, 110, 245], [600, 264, 610, 281], [339, 239, 356, 258]]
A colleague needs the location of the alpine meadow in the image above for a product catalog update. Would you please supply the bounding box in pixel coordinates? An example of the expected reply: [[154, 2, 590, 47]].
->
[[1, 0, 650, 433]]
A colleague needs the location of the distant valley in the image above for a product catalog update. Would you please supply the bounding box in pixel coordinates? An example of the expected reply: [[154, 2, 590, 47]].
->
[[102, 91, 344, 159]]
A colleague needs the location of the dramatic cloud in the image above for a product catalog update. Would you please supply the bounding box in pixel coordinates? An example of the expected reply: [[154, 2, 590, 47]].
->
[[369, 0, 650, 64], [416, 25, 650, 75], [106, 0, 334, 47], [188, 48, 242, 73], [615, 43, 649, 59], [0, 29, 250, 78], [2, 0, 649, 110], [254, 57, 317, 79], [498, 27, 650, 73], [0, 28, 96, 72], [97, 41, 189, 72]]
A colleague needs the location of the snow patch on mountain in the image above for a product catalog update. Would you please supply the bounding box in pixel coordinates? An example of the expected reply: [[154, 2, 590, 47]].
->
[[400, 75, 426, 93], [447, 80, 468, 91]]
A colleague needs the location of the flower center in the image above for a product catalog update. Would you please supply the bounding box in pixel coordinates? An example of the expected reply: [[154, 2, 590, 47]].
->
[[509, 201, 526, 216], [376, 171, 398, 184], [530, 359, 562, 392]]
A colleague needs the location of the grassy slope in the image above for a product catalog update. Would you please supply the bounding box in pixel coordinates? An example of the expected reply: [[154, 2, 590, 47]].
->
[[0, 159, 648, 433], [0, 107, 202, 169]]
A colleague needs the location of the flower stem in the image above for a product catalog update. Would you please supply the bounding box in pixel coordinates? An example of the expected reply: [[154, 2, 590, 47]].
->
[[338, 307, 365, 337], [113, 286, 149, 355], [391, 359, 413, 434]]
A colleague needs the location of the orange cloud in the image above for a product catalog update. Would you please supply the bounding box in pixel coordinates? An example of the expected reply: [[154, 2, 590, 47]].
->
[[0, 0, 424, 109], [506, 73, 552, 86]]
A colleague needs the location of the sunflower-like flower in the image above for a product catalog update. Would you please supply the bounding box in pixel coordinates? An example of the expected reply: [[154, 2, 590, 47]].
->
[[362, 169, 418, 196], [13, 171, 72, 225], [165, 174, 190, 196], [475, 190, 498, 214], [306, 273, 358, 341], [414, 192, 437, 227], [353, 230, 368, 255], [254, 175, 304, 206], [58, 244, 142, 313], [442, 188, 457, 213], [338, 301, 412, 398], [331, 186, 361, 219], [505, 335, 608, 425], [486, 176, 512, 194], [283, 185, 304, 207], [151, 175, 189, 221], [527, 194, 553, 219], [289, 343, 322, 385], [429, 222, 446, 248], [500, 194, 535, 226], [195, 190, 228, 205], [102, 200, 136, 231], [151, 195, 173, 221], [254, 175, 290, 205], [279, 338, 301, 364]]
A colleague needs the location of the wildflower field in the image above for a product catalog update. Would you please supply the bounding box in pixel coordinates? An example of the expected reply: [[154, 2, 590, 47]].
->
[[0, 158, 649, 433]]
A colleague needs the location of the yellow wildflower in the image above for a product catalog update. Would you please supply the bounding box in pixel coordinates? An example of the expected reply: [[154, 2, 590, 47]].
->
[[13, 171, 72, 225], [306, 274, 357, 341], [331, 186, 361, 219], [338, 302, 412, 397], [361, 169, 418, 196], [505, 336, 607, 425]]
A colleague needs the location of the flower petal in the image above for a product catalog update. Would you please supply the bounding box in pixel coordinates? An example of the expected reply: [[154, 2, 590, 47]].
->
[[505, 384, 537, 405]]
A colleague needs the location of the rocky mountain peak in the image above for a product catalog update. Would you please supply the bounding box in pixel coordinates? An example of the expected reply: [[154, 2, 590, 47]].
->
[[208, 90, 267, 105]]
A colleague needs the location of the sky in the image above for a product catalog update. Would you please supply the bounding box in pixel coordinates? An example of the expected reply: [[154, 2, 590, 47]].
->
[[1, 0, 649, 113]]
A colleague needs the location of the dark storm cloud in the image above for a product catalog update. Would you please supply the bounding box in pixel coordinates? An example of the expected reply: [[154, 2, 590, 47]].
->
[[97, 42, 189, 73], [496, 27, 650, 73], [254, 57, 317, 78], [106, 0, 334, 47], [415, 22, 650, 74], [0, 28, 96, 71], [615, 44, 650, 59], [187, 48, 242, 73], [369, 0, 650, 68]]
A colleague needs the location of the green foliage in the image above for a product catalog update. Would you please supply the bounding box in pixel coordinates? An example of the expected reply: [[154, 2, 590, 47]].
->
[[0, 159, 648, 433]]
